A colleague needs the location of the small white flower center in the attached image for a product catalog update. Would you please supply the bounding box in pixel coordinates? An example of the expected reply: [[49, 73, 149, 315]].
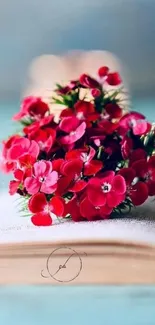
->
[[74, 174, 79, 181], [131, 177, 139, 186], [39, 176, 46, 182], [44, 205, 49, 213], [70, 131, 76, 136], [129, 119, 136, 127], [81, 153, 89, 163], [38, 141, 44, 150], [101, 182, 111, 193], [77, 112, 84, 120], [144, 171, 151, 181]]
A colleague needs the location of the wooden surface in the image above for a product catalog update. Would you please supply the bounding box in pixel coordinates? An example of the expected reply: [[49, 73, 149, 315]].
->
[[0, 242, 155, 284]]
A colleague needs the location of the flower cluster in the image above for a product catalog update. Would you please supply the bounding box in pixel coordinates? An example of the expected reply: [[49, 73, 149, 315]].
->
[[1, 66, 155, 226]]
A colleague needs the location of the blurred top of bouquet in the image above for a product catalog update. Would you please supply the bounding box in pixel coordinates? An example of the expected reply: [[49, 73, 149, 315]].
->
[[1, 52, 154, 227], [23, 51, 129, 120]]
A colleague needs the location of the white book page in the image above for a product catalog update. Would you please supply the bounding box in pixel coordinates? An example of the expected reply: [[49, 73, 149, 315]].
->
[[0, 191, 155, 244]]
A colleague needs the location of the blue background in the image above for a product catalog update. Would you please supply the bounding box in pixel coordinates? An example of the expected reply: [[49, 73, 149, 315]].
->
[[0, 0, 155, 100], [0, 286, 155, 325]]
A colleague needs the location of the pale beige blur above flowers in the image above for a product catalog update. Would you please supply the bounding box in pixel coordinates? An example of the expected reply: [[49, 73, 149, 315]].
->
[[23, 50, 129, 120]]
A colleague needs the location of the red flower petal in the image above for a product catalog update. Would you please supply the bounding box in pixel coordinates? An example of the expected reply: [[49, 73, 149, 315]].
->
[[75, 100, 95, 115], [112, 175, 126, 194], [132, 159, 148, 178], [70, 180, 87, 193], [63, 196, 83, 222], [118, 168, 136, 185], [80, 198, 111, 220], [98, 120, 119, 134], [91, 88, 101, 98], [52, 159, 65, 172], [80, 197, 100, 220], [147, 181, 155, 196], [79, 74, 99, 88], [14, 169, 24, 181], [105, 103, 122, 118], [19, 154, 36, 168], [31, 212, 52, 226], [60, 122, 86, 145], [61, 159, 83, 176], [106, 192, 125, 208], [60, 109, 73, 118], [99, 171, 115, 184], [9, 180, 20, 195], [49, 196, 65, 216], [28, 193, 47, 213], [87, 178, 106, 207], [148, 156, 155, 170], [130, 182, 148, 206], [129, 149, 147, 166], [121, 136, 133, 160], [56, 175, 72, 196], [65, 149, 83, 160], [100, 205, 113, 216], [59, 116, 79, 133], [84, 160, 103, 176], [106, 72, 122, 86], [98, 66, 109, 78]]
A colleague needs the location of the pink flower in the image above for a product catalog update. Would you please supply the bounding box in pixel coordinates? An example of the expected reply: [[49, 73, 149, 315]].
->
[[80, 197, 112, 221], [13, 96, 49, 121], [59, 117, 86, 145], [65, 146, 103, 176], [87, 171, 126, 207], [8, 138, 40, 161], [132, 157, 155, 196], [118, 112, 151, 136], [24, 161, 58, 195], [28, 193, 64, 226], [118, 167, 148, 205]]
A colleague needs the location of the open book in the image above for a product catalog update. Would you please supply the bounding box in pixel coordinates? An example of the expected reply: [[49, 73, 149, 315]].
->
[[0, 191, 155, 284]]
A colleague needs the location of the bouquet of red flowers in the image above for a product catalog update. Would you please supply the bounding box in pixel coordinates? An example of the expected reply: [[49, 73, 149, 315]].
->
[[1, 66, 155, 226]]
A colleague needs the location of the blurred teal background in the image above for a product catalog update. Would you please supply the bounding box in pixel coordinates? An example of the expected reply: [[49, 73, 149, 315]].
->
[[0, 286, 155, 325]]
